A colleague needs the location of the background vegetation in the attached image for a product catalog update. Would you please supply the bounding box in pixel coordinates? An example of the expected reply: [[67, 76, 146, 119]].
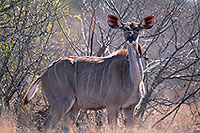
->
[[0, 0, 199, 132]]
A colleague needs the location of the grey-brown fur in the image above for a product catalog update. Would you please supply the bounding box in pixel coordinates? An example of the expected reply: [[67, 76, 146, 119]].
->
[[23, 14, 154, 131]]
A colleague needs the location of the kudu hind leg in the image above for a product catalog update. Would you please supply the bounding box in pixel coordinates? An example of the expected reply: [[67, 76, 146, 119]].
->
[[61, 107, 80, 132], [44, 97, 76, 131], [44, 105, 63, 131]]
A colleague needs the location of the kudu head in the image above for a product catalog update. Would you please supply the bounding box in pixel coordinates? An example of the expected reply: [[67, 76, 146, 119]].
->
[[107, 14, 154, 55]]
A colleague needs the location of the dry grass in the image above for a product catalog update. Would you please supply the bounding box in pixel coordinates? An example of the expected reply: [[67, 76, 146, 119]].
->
[[0, 112, 17, 133], [0, 104, 199, 133]]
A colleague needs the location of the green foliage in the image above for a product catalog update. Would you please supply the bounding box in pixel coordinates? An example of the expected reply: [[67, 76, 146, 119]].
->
[[0, 0, 59, 127]]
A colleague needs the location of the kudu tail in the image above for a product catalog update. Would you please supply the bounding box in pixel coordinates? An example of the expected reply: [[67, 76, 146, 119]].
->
[[22, 77, 41, 106]]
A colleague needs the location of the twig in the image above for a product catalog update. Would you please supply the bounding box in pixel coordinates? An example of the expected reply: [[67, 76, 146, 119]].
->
[[152, 85, 200, 128], [90, 8, 97, 56], [96, 22, 107, 57], [57, 19, 82, 56]]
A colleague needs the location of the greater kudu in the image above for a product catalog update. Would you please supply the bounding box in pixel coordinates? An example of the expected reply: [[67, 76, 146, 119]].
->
[[23, 14, 154, 131]]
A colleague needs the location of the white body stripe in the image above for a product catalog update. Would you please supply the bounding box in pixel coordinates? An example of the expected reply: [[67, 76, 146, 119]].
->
[[54, 63, 62, 87], [81, 63, 86, 91], [64, 60, 68, 82], [106, 61, 112, 88], [63, 97, 76, 117], [90, 64, 100, 96], [86, 62, 96, 96], [74, 61, 78, 88], [105, 59, 121, 99], [99, 60, 109, 95], [105, 63, 112, 99]]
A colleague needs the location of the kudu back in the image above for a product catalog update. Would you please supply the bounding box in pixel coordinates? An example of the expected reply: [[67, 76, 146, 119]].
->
[[23, 14, 154, 131]]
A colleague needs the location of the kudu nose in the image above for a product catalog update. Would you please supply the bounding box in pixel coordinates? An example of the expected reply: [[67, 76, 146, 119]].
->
[[126, 38, 137, 46]]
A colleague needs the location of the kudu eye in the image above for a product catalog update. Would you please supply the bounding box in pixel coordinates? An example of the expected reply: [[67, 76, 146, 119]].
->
[[135, 28, 140, 32], [129, 23, 138, 31], [122, 26, 130, 31], [131, 26, 140, 32]]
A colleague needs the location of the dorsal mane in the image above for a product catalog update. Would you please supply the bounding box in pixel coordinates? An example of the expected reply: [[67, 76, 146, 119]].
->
[[115, 49, 128, 58]]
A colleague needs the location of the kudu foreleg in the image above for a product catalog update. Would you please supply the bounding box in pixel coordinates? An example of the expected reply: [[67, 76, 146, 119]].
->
[[107, 106, 119, 126], [43, 97, 76, 132], [123, 104, 137, 128]]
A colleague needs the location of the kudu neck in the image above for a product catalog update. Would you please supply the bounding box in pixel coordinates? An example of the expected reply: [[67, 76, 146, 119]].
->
[[127, 43, 143, 87]]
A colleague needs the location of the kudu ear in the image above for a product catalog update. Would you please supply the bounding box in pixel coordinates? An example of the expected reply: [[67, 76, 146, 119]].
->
[[107, 14, 124, 29], [140, 16, 154, 29]]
